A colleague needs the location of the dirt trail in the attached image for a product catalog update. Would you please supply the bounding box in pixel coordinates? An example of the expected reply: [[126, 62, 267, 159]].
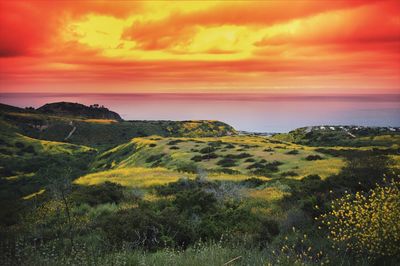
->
[[65, 125, 77, 140]]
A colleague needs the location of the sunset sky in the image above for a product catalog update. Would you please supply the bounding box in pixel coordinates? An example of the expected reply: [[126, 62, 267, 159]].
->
[[0, 0, 399, 94]]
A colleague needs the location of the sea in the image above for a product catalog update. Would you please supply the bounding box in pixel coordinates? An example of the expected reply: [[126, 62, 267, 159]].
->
[[1, 93, 399, 133]]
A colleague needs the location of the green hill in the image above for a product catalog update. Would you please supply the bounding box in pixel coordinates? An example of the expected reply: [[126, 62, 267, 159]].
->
[[86, 135, 345, 180], [0, 129, 95, 225], [273, 125, 400, 147], [0, 103, 237, 149]]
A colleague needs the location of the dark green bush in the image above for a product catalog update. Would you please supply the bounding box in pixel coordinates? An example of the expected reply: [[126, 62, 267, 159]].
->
[[305, 154, 323, 160], [217, 158, 236, 167], [167, 140, 184, 145], [280, 171, 298, 177], [225, 153, 252, 159], [146, 154, 164, 163], [199, 146, 217, 154], [240, 177, 266, 187], [71, 182, 124, 206]]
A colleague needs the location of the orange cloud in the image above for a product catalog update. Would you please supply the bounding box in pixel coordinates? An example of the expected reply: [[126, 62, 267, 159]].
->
[[0, 0, 399, 94]]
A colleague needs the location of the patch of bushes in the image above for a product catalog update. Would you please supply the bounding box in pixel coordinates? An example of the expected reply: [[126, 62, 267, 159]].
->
[[149, 143, 157, 147], [199, 146, 217, 154], [286, 150, 299, 155], [167, 139, 184, 145], [208, 141, 223, 147], [247, 160, 283, 176], [191, 153, 218, 162], [305, 155, 323, 160], [170, 146, 180, 150], [224, 153, 252, 159], [145, 154, 164, 163], [280, 171, 299, 177], [216, 158, 236, 167], [240, 177, 267, 187], [176, 163, 198, 173], [71, 182, 124, 206]]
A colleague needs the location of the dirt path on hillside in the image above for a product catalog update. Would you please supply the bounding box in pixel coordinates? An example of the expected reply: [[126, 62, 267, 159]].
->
[[65, 126, 77, 140]]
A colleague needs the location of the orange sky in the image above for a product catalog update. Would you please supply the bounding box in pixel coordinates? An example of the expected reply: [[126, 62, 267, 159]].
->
[[0, 0, 399, 94]]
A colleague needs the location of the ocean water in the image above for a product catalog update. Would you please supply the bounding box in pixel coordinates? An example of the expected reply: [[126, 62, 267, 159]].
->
[[1, 93, 399, 133]]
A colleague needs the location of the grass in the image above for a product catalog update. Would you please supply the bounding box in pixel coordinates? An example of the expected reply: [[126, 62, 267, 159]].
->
[[22, 189, 45, 200], [75, 167, 195, 188], [1, 110, 236, 149], [247, 186, 289, 201], [3, 241, 275, 266], [90, 136, 346, 180], [75, 167, 272, 188]]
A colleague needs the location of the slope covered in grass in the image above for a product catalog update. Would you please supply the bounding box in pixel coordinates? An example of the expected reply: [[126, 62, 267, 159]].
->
[[273, 126, 400, 147], [91, 136, 345, 180], [1, 107, 236, 149], [0, 130, 96, 225]]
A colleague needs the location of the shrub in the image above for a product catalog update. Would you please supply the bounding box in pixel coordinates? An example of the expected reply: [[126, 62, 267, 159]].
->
[[145, 154, 164, 163], [240, 177, 266, 187], [176, 163, 198, 173], [71, 182, 125, 206], [191, 153, 218, 162], [216, 158, 236, 167], [255, 219, 280, 246], [199, 146, 216, 154], [225, 153, 252, 159], [169, 146, 180, 150], [305, 155, 323, 160], [280, 171, 298, 177], [286, 150, 299, 155], [149, 143, 157, 147], [167, 140, 183, 145], [318, 177, 400, 258], [244, 158, 256, 163], [191, 155, 203, 162], [247, 160, 283, 175]]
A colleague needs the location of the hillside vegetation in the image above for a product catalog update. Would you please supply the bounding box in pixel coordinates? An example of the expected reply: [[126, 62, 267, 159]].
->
[[273, 125, 400, 147], [88, 136, 345, 180], [0, 103, 236, 149], [1, 102, 399, 265]]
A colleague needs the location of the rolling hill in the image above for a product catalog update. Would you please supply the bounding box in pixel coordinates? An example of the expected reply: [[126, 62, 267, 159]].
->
[[0, 102, 237, 149]]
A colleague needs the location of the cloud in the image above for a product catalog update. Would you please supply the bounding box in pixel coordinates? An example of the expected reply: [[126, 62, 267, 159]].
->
[[0, 0, 399, 93], [254, 1, 400, 47], [0, 1, 141, 57]]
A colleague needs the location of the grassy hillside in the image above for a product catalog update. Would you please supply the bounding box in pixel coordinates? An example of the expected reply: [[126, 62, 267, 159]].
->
[[0, 107, 236, 149], [1, 103, 400, 265], [0, 130, 96, 225], [273, 126, 400, 147], [89, 136, 345, 180]]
